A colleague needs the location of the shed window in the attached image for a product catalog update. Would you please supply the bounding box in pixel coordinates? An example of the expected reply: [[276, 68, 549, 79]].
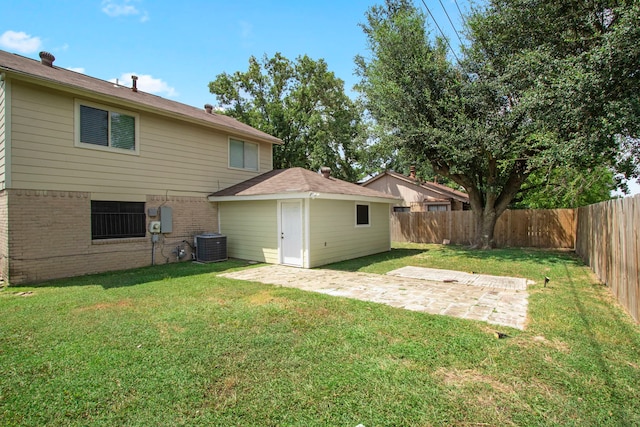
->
[[428, 205, 448, 212], [76, 100, 139, 154], [356, 203, 370, 226], [229, 139, 258, 171], [91, 201, 146, 239]]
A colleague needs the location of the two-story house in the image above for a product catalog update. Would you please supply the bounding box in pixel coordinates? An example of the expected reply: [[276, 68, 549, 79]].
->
[[0, 50, 397, 285]]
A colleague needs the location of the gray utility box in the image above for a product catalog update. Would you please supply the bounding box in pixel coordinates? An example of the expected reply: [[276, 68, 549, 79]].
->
[[194, 233, 227, 262]]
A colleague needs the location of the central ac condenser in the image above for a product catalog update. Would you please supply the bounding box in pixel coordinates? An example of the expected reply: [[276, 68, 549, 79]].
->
[[194, 233, 227, 262]]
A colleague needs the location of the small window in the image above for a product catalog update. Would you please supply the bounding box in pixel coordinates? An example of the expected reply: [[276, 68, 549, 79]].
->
[[428, 205, 448, 212], [393, 206, 410, 212], [76, 100, 139, 154], [91, 201, 146, 239], [356, 203, 370, 226], [229, 138, 259, 171]]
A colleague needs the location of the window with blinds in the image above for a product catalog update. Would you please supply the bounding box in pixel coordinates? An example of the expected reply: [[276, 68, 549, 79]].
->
[[229, 138, 259, 171], [76, 100, 139, 154]]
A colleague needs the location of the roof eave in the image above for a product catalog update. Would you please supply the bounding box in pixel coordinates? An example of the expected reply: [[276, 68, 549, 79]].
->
[[1, 67, 283, 146], [209, 192, 400, 204]]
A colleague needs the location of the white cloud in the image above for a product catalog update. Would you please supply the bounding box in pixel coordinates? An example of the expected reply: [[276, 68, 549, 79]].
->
[[239, 20, 253, 39], [0, 30, 42, 54], [101, 0, 149, 22], [110, 73, 178, 97], [67, 67, 86, 74]]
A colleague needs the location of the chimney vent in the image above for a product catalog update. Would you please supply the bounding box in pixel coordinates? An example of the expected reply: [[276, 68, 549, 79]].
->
[[320, 167, 331, 178], [409, 165, 417, 180], [131, 75, 138, 92], [204, 104, 213, 114], [39, 51, 55, 67]]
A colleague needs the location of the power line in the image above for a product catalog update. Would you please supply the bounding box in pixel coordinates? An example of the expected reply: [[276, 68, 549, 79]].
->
[[438, 0, 466, 47], [453, 0, 470, 29], [419, 0, 462, 66]]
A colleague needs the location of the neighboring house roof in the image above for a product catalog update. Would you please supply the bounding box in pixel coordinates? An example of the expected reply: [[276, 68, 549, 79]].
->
[[209, 168, 400, 203], [362, 170, 469, 204], [0, 49, 282, 146]]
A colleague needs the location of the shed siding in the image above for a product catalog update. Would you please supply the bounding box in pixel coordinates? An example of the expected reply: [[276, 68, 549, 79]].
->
[[308, 199, 390, 267], [8, 81, 273, 196], [0, 191, 7, 282], [0, 79, 6, 189], [218, 200, 278, 264]]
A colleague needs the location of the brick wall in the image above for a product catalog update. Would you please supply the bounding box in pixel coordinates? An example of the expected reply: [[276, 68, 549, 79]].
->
[[5, 190, 218, 285]]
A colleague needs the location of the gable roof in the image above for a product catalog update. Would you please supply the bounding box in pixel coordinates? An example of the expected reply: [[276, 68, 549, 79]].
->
[[209, 168, 400, 203], [362, 170, 469, 203], [0, 49, 282, 146]]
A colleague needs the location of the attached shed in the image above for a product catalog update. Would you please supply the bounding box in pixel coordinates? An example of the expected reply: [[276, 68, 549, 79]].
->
[[209, 168, 400, 268]]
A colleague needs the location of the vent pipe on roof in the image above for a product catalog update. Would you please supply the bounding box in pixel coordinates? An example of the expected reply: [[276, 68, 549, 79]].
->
[[131, 75, 138, 92], [320, 167, 331, 178], [409, 165, 417, 180], [204, 104, 213, 114], [39, 51, 55, 67]]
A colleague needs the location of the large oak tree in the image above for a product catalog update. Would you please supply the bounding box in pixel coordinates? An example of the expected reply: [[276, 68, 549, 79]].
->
[[356, 0, 639, 248]]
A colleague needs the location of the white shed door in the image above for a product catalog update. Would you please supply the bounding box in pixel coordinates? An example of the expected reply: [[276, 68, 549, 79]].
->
[[280, 200, 303, 266]]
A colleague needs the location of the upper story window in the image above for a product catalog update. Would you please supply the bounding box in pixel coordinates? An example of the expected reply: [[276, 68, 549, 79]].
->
[[356, 203, 370, 227], [229, 138, 258, 171], [75, 100, 139, 154]]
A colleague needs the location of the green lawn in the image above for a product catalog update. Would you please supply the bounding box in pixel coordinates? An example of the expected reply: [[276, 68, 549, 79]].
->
[[1, 244, 639, 426]]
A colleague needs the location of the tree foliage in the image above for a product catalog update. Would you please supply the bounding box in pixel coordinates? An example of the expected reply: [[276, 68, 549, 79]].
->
[[511, 166, 616, 209], [209, 53, 364, 181], [356, 0, 639, 247]]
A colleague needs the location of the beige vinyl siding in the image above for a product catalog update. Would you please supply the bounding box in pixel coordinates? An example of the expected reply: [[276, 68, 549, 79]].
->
[[8, 81, 273, 197], [218, 200, 278, 263], [308, 199, 390, 267], [0, 79, 6, 189]]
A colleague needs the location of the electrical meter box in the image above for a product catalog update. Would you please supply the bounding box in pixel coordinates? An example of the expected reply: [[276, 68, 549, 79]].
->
[[160, 206, 173, 233]]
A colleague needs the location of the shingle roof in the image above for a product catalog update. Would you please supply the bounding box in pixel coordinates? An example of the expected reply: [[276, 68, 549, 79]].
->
[[210, 168, 399, 201], [363, 170, 469, 203], [0, 49, 282, 145]]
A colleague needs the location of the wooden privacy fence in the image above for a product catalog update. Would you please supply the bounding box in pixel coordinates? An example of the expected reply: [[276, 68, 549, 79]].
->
[[391, 209, 576, 248], [576, 195, 640, 323]]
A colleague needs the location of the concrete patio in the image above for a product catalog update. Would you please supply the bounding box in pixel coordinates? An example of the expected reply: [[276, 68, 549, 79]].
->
[[220, 265, 530, 330]]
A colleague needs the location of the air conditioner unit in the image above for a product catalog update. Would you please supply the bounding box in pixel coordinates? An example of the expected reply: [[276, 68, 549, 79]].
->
[[195, 233, 227, 263]]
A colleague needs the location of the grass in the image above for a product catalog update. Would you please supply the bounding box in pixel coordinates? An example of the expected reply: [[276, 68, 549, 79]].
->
[[1, 244, 639, 426]]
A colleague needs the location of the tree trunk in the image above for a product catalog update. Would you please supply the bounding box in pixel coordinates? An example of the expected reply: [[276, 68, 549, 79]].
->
[[472, 208, 499, 249]]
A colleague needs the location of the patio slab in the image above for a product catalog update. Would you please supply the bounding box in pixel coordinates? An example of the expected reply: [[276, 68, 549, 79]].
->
[[219, 265, 529, 330]]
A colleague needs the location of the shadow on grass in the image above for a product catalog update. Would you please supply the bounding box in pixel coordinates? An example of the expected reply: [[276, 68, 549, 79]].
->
[[323, 244, 583, 274], [564, 263, 637, 425], [29, 259, 258, 290], [323, 248, 428, 271], [435, 244, 583, 266]]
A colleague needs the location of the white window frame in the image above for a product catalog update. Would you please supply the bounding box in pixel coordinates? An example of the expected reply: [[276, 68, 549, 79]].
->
[[355, 202, 371, 227], [228, 138, 259, 171], [74, 99, 140, 155]]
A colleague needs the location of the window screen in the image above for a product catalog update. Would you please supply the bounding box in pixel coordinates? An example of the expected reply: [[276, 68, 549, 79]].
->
[[229, 139, 258, 171], [356, 204, 370, 226], [79, 104, 136, 151]]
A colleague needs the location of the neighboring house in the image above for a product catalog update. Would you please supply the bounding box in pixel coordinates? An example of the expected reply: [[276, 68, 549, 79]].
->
[[0, 50, 399, 285], [209, 167, 400, 268], [0, 50, 283, 285], [361, 167, 470, 212]]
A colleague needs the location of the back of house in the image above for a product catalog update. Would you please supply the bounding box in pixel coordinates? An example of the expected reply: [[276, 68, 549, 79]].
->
[[0, 49, 281, 284]]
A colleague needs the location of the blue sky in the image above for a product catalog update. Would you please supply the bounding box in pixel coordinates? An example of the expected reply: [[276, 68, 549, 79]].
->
[[1, 0, 472, 108]]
